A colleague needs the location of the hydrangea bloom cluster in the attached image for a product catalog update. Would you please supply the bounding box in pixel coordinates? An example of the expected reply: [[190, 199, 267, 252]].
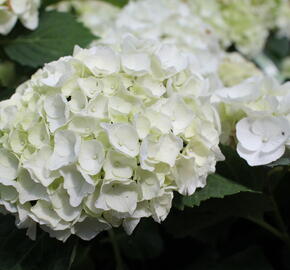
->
[[114, 0, 221, 57], [48, 0, 290, 62], [212, 76, 290, 166], [68, 0, 262, 86], [189, 0, 290, 56], [0, 0, 40, 35], [0, 35, 223, 241], [64, 0, 223, 75]]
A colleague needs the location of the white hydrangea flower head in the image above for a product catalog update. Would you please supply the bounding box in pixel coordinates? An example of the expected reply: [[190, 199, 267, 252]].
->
[[213, 75, 290, 165], [58, 0, 270, 89], [79, 0, 271, 91], [213, 76, 290, 117], [75, 0, 224, 75], [0, 0, 40, 35], [0, 35, 223, 241], [116, 0, 218, 46]]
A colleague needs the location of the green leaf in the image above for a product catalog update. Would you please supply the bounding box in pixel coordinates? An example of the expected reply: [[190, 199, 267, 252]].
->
[[41, 0, 62, 8], [0, 61, 15, 87], [216, 145, 267, 192], [264, 34, 290, 65], [71, 245, 95, 270], [165, 193, 274, 239], [4, 11, 95, 68], [267, 157, 290, 168], [0, 87, 15, 101], [181, 174, 255, 208], [100, 0, 128, 8]]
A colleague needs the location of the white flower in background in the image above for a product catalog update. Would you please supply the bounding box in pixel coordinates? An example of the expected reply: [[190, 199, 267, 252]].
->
[[213, 75, 290, 164], [276, 0, 290, 38], [0, 35, 223, 241], [116, 0, 223, 74], [188, 0, 282, 56], [73, 0, 120, 37], [64, 0, 223, 75], [236, 116, 290, 166], [53, 0, 277, 85], [0, 0, 40, 35], [51, 0, 290, 70], [72, 0, 270, 87]]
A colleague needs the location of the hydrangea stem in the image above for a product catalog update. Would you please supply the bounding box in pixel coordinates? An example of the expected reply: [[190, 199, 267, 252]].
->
[[267, 168, 290, 247], [269, 195, 290, 246], [108, 229, 123, 270], [68, 239, 78, 270], [246, 202, 290, 248], [246, 216, 287, 243], [254, 53, 282, 81]]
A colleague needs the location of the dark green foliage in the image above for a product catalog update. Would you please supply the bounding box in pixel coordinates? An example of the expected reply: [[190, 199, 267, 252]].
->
[[0, 214, 77, 270], [119, 219, 163, 260], [0, 87, 15, 100], [267, 157, 290, 168], [264, 33, 290, 66], [100, 0, 129, 8], [4, 11, 95, 68], [185, 247, 274, 270], [41, 0, 63, 8], [177, 173, 256, 209]]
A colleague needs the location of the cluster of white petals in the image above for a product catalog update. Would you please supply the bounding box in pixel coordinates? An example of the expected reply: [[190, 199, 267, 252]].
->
[[213, 76, 290, 166], [113, 0, 222, 71], [0, 35, 223, 241], [189, 0, 276, 56], [73, 0, 290, 168], [68, 0, 290, 58], [189, 0, 290, 56], [236, 116, 289, 166], [61, 0, 223, 75], [0, 0, 40, 35], [68, 0, 263, 90]]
